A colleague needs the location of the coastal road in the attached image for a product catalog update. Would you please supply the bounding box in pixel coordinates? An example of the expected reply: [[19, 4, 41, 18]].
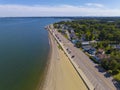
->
[[51, 26, 118, 90], [42, 32, 87, 90]]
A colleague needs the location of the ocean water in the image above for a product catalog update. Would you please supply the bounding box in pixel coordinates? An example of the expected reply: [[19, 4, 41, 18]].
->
[[0, 17, 63, 90]]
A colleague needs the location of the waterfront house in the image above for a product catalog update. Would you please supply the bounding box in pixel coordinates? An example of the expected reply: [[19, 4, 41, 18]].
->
[[81, 41, 90, 46], [97, 49, 105, 54], [70, 30, 77, 39], [93, 53, 109, 62], [110, 44, 120, 50], [81, 41, 91, 51], [80, 34, 86, 41], [82, 45, 91, 51], [87, 48, 96, 56], [92, 48, 109, 62]]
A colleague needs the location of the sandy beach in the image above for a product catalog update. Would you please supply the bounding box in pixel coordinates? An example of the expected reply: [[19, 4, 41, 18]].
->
[[42, 32, 87, 90]]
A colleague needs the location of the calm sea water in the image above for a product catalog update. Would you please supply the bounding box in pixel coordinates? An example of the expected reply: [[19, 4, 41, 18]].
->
[[0, 17, 63, 90]]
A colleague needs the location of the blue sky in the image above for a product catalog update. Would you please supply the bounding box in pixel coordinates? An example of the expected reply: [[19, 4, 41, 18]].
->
[[0, 0, 120, 17]]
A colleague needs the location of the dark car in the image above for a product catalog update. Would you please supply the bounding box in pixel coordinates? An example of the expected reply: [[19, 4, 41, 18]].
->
[[68, 51, 71, 54], [71, 55, 75, 58], [66, 48, 69, 51]]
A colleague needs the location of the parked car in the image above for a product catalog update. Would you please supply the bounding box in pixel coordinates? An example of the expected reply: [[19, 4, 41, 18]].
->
[[66, 48, 69, 51], [71, 55, 75, 58], [68, 51, 71, 54]]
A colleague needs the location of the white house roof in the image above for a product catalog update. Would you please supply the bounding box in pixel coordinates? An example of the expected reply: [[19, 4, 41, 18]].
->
[[81, 41, 90, 45]]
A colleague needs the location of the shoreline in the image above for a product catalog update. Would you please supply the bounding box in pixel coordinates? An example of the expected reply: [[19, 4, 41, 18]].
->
[[42, 26, 88, 90], [37, 32, 53, 90], [48, 24, 93, 90]]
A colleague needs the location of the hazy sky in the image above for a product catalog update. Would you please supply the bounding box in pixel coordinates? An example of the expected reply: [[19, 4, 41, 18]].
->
[[0, 0, 120, 17]]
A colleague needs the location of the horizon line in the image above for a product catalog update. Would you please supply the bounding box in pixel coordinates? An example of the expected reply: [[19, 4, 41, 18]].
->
[[1, 16, 120, 18]]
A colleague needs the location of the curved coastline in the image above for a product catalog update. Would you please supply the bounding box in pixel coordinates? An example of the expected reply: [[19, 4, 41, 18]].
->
[[42, 25, 88, 90], [37, 31, 53, 90]]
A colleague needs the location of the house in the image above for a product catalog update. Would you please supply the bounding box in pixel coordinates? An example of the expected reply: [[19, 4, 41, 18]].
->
[[71, 39, 78, 44], [97, 49, 105, 54], [63, 25, 69, 30], [87, 48, 96, 56], [69, 29, 78, 42], [110, 44, 120, 50], [81, 41, 91, 51], [82, 45, 91, 52], [107, 21, 114, 23], [70, 29, 77, 39], [81, 41, 90, 46], [90, 40, 97, 43], [92, 48, 109, 62], [94, 54, 109, 61], [80, 34, 86, 41], [116, 45, 120, 50]]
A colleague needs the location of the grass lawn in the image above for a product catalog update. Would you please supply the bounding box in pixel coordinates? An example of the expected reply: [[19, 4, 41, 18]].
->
[[114, 71, 120, 81], [58, 44, 63, 50], [63, 34, 68, 39]]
